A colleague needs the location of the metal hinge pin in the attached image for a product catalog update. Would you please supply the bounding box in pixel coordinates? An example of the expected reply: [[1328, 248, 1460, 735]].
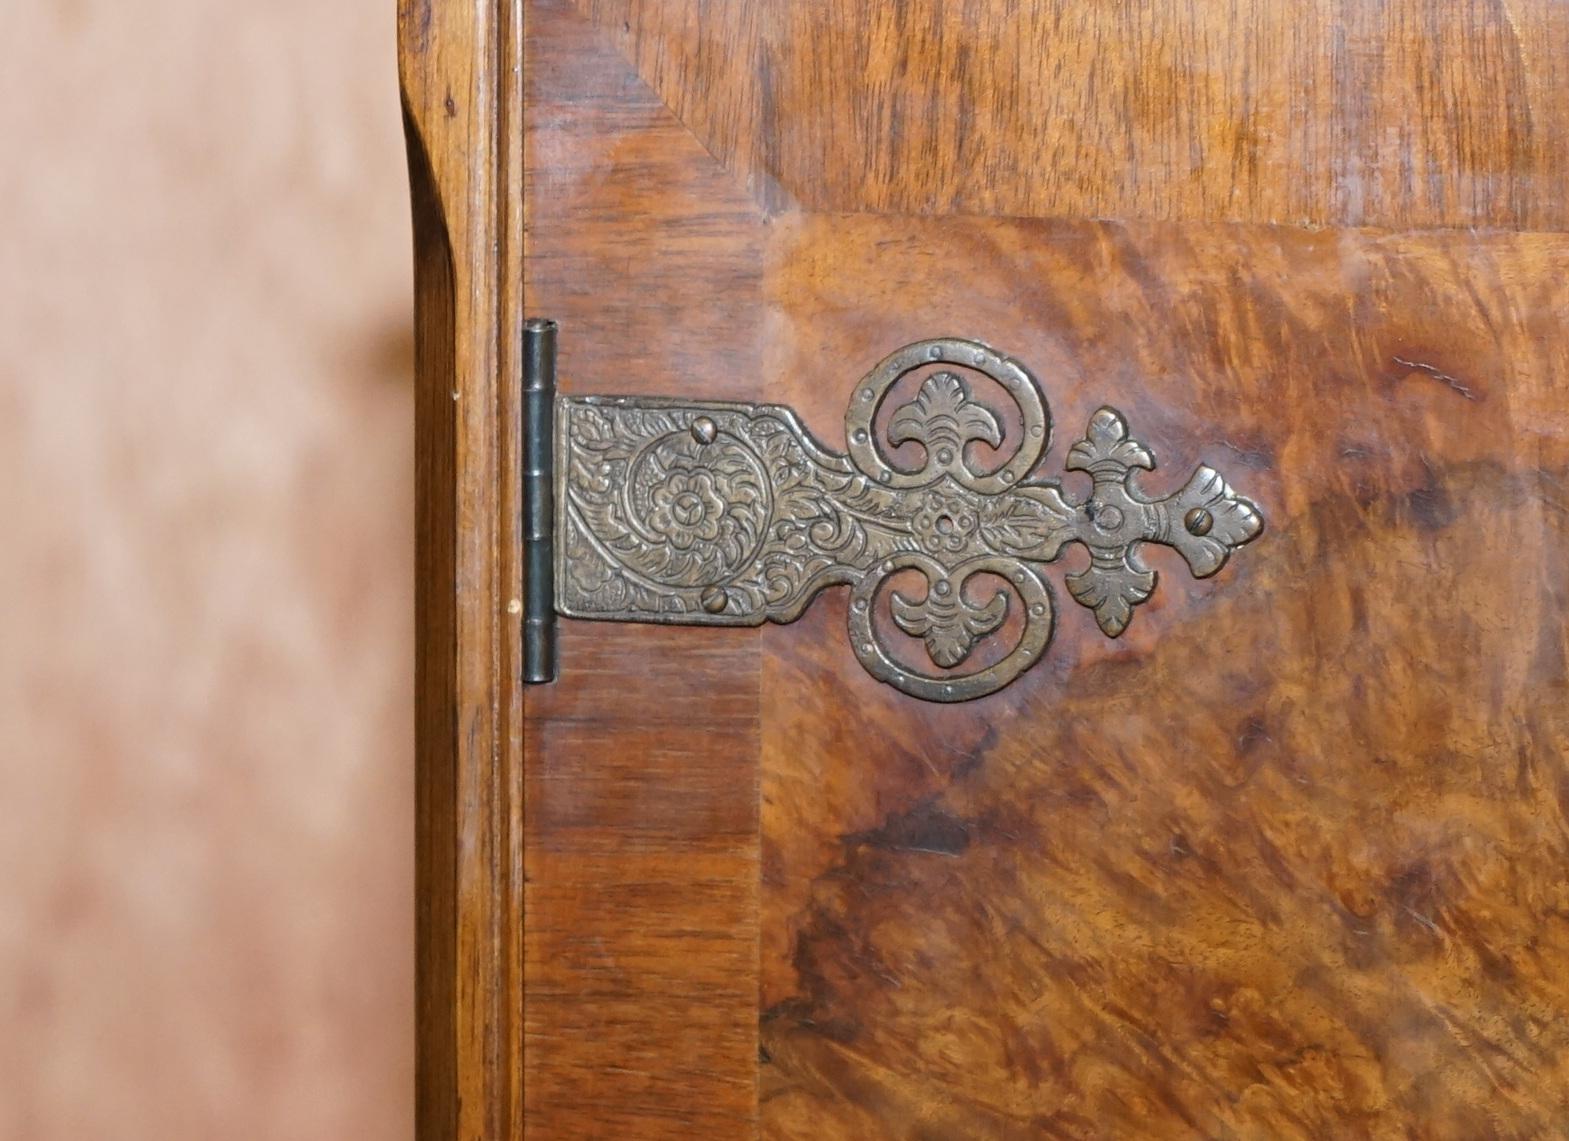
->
[[522, 318, 558, 683]]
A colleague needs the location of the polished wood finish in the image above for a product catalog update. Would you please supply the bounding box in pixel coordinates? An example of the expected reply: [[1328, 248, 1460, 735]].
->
[[576, 0, 1569, 228], [759, 216, 1569, 1136], [522, 3, 768, 1132], [402, 0, 526, 1134], [408, 0, 1569, 1135]]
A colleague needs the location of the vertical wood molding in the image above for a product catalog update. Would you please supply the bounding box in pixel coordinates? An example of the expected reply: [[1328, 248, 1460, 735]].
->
[[400, 0, 525, 1136]]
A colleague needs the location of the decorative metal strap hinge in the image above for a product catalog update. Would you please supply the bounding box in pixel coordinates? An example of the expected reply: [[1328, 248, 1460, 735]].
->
[[520, 318, 1264, 702]]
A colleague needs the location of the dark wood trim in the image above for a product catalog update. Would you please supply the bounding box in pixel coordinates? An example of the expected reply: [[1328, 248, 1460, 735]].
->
[[400, 0, 525, 1135]]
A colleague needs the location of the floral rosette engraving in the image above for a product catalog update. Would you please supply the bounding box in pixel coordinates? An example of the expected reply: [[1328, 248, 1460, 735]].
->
[[646, 470, 726, 549], [911, 489, 982, 554]]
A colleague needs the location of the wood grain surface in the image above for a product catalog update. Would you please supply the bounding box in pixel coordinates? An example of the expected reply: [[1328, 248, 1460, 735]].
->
[[522, 1, 768, 1135], [575, 0, 1569, 229], [414, 0, 1569, 1135], [759, 215, 1569, 1138], [402, 0, 527, 1134]]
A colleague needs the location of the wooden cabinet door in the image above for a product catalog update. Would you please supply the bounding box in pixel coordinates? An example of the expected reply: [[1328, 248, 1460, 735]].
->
[[403, 0, 1569, 1136]]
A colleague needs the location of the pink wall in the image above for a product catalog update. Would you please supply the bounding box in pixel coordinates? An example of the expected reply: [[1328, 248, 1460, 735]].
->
[[0, 1, 414, 1137]]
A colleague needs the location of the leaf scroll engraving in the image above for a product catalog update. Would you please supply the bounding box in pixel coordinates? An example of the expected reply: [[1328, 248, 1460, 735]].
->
[[557, 338, 1264, 701], [887, 372, 1003, 481], [891, 575, 1009, 668]]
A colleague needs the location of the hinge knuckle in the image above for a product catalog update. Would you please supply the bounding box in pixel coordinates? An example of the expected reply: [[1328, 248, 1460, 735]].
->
[[521, 318, 558, 684]]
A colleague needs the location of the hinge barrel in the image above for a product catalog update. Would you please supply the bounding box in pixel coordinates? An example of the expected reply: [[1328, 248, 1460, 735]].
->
[[522, 318, 558, 683]]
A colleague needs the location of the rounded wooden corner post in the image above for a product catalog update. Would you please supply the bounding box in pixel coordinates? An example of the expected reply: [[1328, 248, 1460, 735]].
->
[[400, 0, 526, 1136]]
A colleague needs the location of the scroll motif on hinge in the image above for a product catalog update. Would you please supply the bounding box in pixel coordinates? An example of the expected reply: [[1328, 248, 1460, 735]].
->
[[556, 338, 1263, 702]]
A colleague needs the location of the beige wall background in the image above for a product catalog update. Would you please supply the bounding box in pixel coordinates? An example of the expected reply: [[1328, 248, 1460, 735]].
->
[[0, 2, 414, 1138]]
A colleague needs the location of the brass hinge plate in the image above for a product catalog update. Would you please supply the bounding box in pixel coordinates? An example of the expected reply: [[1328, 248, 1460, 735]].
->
[[525, 321, 1264, 702]]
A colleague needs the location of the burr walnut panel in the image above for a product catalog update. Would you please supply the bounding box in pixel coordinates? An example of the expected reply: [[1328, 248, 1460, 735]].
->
[[759, 215, 1569, 1138]]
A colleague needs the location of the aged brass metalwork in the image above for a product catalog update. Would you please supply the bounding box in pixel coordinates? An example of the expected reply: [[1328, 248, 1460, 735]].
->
[[539, 331, 1264, 702], [522, 318, 558, 683]]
